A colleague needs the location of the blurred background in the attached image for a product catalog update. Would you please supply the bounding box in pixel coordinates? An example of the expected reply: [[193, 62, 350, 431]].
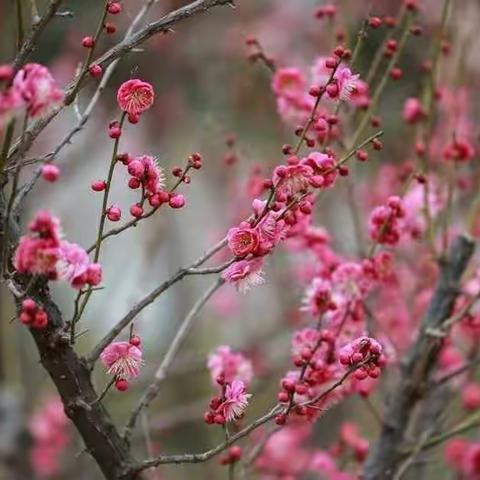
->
[[0, 0, 480, 478]]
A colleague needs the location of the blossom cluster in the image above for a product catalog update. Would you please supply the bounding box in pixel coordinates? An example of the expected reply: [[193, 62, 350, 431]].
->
[[204, 346, 253, 425], [14, 211, 102, 290], [0, 62, 63, 135]]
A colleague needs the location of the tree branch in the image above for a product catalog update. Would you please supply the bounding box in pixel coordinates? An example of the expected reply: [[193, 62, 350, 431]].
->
[[85, 238, 227, 367], [363, 234, 475, 479], [124, 278, 224, 441]]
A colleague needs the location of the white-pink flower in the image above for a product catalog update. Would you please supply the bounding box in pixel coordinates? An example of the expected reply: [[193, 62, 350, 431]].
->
[[217, 379, 252, 422], [100, 341, 143, 380], [222, 258, 265, 293], [56, 241, 102, 289]]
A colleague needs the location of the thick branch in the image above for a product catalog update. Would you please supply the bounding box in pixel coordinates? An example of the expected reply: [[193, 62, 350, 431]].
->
[[363, 235, 475, 479]]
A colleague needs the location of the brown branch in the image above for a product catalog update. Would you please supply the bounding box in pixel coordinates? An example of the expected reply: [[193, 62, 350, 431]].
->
[[12, 0, 65, 71], [6, 0, 236, 168], [363, 234, 475, 479], [128, 404, 282, 475]]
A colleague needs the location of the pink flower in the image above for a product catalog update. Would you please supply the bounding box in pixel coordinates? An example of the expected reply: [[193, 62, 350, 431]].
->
[[335, 66, 361, 102], [462, 443, 480, 478], [100, 341, 143, 380], [301, 277, 335, 316], [128, 154, 165, 194], [117, 79, 155, 115], [13, 211, 61, 277], [227, 225, 260, 257], [56, 241, 102, 289], [301, 152, 337, 188], [217, 379, 251, 422], [272, 67, 306, 98], [402, 97, 425, 124], [0, 86, 23, 132], [311, 56, 332, 87], [207, 345, 254, 386], [222, 258, 265, 293], [29, 397, 70, 478], [273, 163, 313, 195], [13, 63, 64, 117]]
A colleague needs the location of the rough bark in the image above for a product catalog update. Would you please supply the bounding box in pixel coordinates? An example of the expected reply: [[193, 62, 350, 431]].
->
[[363, 235, 475, 479]]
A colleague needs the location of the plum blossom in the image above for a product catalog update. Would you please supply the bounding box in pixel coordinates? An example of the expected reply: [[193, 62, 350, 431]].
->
[[217, 379, 252, 422], [29, 397, 70, 478], [222, 258, 265, 293], [100, 341, 143, 380], [227, 224, 260, 257], [207, 345, 254, 386], [117, 78, 155, 116], [13, 63, 64, 117], [56, 241, 102, 289], [301, 277, 335, 316], [13, 211, 61, 278]]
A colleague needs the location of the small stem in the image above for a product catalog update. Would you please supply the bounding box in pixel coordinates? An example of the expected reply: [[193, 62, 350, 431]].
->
[[16, 0, 26, 52], [65, 0, 110, 105], [349, 11, 414, 149], [0, 120, 16, 176]]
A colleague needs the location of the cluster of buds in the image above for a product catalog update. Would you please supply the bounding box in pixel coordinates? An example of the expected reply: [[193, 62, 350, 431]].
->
[[275, 328, 336, 425], [368, 195, 406, 245], [19, 298, 48, 329], [204, 375, 251, 426], [338, 337, 385, 380]]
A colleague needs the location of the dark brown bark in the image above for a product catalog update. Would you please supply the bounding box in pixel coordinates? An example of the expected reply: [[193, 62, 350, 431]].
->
[[363, 235, 475, 479]]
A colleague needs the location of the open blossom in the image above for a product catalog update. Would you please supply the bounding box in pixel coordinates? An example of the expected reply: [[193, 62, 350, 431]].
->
[[14, 211, 61, 277], [207, 345, 254, 386], [56, 241, 102, 289], [273, 162, 313, 196], [301, 277, 335, 316], [30, 397, 70, 478], [100, 341, 143, 380], [272, 67, 306, 98], [217, 379, 251, 422], [335, 66, 361, 102], [227, 224, 260, 257], [13, 63, 64, 117], [127, 154, 165, 194], [222, 258, 265, 293], [117, 79, 154, 115]]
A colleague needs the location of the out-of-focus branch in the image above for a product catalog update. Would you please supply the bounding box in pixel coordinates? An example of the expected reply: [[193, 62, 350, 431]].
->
[[93, 0, 235, 73], [363, 234, 475, 480], [124, 278, 224, 441], [86, 238, 227, 366], [13, 0, 65, 71]]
